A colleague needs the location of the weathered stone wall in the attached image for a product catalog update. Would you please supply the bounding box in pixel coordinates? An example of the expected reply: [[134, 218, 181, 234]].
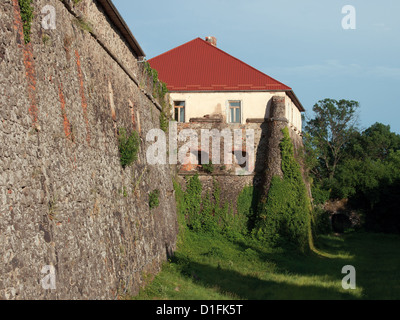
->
[[0, 0, 178, 299], [174, 116, 261, 213], [176, 119, 263, 176]]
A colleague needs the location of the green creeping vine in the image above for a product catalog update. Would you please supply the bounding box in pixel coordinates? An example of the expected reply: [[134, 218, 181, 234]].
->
[[149, 189, 160, 210], [174, 175, 248, 240], [173, 128, 312, 251], [18, 0, 34, 44], [143, 61, 171, 132], [254, 127, 312, 252], [118, 128, 140, 169]]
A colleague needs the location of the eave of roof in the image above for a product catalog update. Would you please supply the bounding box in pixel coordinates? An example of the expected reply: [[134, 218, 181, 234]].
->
[[287, 90, 305, 112], [96, 0, 145, 59]]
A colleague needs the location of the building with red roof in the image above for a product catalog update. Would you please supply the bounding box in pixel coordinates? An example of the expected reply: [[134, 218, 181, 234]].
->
[[148, 37, 305, 178], [148, 36, 304, 132]]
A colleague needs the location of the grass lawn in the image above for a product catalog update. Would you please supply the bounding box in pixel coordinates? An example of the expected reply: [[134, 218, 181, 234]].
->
[[133, 230, 400, 300]]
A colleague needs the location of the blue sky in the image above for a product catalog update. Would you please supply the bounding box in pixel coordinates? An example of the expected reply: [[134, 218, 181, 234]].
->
[[113, 0, 400, 133]]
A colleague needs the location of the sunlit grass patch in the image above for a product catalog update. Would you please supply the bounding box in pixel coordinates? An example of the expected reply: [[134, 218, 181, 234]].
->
[[133, 230, 400, 300]]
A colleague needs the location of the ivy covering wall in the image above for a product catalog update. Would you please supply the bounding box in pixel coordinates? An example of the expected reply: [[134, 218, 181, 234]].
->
[[253, 127, 312, 252], [174, 127, 313, 252], [18, 0, 34, 44]]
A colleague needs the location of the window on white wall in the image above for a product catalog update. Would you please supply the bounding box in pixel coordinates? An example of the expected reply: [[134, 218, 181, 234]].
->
[[229, 101, 241, 123], [174, 101, 185, 123]]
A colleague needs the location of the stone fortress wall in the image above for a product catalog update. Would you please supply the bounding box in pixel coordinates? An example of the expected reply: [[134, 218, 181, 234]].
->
[[0, 0, 178, 299]]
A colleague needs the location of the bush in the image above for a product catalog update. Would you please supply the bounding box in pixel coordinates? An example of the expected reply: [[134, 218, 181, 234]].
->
[[311, 183, 331, 205], [149, 189, 160, 210], [118, 128, 140, 168], [202, 162, 214, 174], [312, 207, 332, 235], [18, 0, 34, 44]]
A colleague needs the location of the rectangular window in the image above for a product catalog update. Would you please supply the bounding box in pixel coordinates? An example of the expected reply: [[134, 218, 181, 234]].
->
[[229, 101, 241, 123], [174, 101, 185, 123]]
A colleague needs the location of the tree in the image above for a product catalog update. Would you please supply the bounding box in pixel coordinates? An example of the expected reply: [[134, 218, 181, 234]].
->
[[304, 99, 360, 181], [334, 124, 400, 203], [304, 99, 400, 233], [347, 122, 400, 161]]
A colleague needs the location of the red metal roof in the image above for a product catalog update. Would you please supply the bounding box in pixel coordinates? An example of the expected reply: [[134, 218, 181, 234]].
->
[[148, 38, 292, 93]]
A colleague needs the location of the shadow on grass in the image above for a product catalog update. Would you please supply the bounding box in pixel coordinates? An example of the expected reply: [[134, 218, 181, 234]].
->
[[171, 251, 358, 300], [229, 232, 400, 300], [340, 232, 400, 300], [168, 228, 400, 300], [231, 235, 354, 278]]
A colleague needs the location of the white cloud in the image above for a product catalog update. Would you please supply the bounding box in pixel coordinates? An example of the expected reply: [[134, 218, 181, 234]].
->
[[368, 66, 400, 78], [372, 22, 392, 31]]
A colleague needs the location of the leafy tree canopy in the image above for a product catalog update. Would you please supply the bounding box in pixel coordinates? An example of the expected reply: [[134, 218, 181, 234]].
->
[[304, 98, 360, 181]]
